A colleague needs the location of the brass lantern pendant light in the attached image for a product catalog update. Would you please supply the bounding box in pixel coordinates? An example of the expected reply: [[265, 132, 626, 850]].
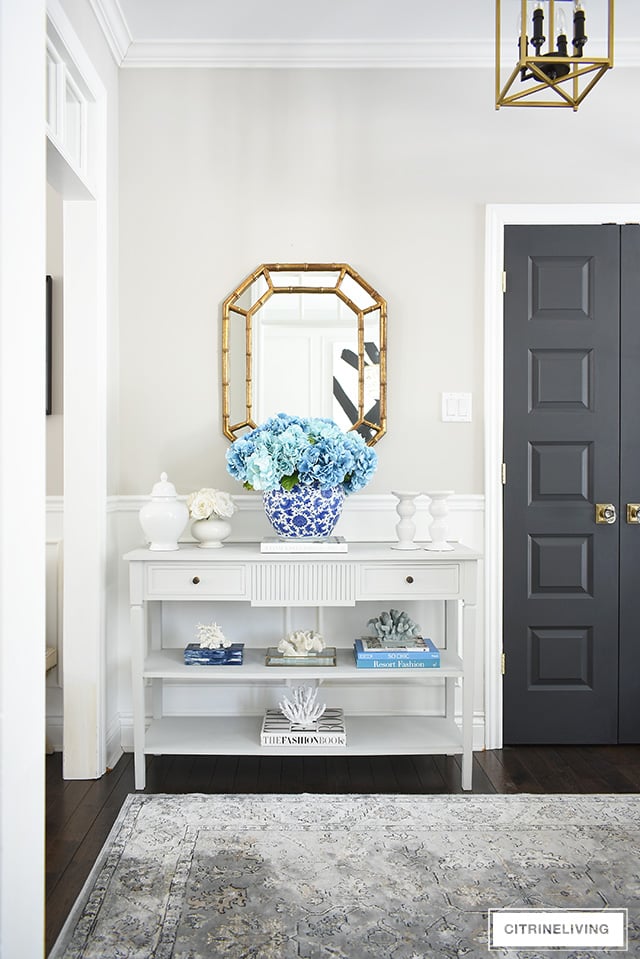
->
[[496, 0, 614, 109]]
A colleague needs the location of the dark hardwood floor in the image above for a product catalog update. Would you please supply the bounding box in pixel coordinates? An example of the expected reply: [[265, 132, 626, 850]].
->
[[46, 745, 640, 955]]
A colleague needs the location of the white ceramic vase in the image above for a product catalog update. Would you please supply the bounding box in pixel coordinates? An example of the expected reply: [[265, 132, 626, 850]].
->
[[139, 472, 189, 551], [424, 490, 454, 551], [191, 516, 232, 548]]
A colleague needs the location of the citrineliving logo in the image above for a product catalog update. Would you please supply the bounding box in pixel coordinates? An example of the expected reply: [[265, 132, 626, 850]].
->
[[488, 908, 628, 950]]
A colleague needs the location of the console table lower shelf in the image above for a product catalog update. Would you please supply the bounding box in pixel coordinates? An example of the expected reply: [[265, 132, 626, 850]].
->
[[140, 714, 469, 771]]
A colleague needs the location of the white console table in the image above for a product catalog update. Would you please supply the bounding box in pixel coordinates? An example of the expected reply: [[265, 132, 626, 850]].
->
[[124, 542, 479, 791]]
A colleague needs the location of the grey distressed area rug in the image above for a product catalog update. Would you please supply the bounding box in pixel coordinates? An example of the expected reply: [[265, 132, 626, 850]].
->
[[50, 793, 640, 959]]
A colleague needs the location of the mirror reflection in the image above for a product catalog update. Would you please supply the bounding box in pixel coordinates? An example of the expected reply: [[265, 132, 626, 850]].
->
[[222, 264, 387, 445]]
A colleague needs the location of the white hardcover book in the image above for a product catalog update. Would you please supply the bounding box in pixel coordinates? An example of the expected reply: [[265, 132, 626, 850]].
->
[[260, 536, 348, 553], [260, 707, 346, 746]]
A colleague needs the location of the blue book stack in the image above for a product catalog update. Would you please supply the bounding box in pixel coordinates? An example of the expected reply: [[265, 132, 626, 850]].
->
[[184, 643, 244, 665], [353, 636, 440, 669]]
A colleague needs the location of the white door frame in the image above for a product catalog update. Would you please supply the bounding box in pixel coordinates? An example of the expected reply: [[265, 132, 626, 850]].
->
[[47, 0, 109, 779], [483, 203, 640, 750], [0, 2, 47, 954]]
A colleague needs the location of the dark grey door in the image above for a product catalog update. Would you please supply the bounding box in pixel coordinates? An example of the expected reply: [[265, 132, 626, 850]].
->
[[503, 224, 640, 744]]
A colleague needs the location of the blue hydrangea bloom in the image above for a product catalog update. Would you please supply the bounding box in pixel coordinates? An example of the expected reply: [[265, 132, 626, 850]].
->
[[226, 413, 378, 494]]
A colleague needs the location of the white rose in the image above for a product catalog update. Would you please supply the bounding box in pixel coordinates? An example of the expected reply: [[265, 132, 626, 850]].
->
[[187, 489, 215, 519], [211, 490, 236, 518]]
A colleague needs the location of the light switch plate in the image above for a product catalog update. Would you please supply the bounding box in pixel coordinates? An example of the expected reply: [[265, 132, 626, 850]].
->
[[442, 392, 472, 422]]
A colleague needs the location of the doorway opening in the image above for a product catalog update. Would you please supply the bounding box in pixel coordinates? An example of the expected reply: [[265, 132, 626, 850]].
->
[[484, 204, 640, 749]]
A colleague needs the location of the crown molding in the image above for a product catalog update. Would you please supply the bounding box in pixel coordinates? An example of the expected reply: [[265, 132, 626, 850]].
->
[[87, 0, 131, 65], [114, 36, 640, 70], [85, 2, 640, 71], [120, 38, 494, 69]]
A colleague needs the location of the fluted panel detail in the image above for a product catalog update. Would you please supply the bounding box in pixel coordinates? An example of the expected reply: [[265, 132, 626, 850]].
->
[[251, 563, 356, 606]]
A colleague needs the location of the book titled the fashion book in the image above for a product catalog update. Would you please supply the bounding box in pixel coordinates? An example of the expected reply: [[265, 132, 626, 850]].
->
[[260, 707, 346, 746], [183, 643, 244, 665], [354, 636, 440, 661]]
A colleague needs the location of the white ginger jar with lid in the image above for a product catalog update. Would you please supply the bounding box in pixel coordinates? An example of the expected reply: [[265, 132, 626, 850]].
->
[[139, 472, 188, 551]]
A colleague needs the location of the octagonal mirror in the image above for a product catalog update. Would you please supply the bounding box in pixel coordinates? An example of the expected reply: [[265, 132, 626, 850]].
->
[[222, 263, 387, 445]]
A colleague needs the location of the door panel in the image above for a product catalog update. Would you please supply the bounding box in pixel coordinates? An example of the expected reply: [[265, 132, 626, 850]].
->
[[619, 225, 640, 742], [503, 225, 621, 743]]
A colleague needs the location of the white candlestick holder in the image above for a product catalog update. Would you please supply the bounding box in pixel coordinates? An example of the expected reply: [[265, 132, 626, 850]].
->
[[424, 490, 454, 551], [391, 490, 422, 550]]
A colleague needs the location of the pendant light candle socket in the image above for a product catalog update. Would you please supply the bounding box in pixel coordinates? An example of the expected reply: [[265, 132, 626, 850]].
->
[[532, 5, 545, 52], [573, 4, 587, 55]]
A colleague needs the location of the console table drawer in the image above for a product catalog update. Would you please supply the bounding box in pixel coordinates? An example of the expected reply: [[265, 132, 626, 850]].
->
[[146, 565, 247, 599], [359, 564, 459, 599]]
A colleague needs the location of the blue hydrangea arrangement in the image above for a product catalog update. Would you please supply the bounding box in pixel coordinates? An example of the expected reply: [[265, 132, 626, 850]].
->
[[226, 413, 377, 494]]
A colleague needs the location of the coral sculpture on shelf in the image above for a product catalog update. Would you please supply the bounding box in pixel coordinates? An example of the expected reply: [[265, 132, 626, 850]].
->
[[196, 622, 231, 649], [277, 630, 326, 657], [367, 608, 421, 640], [279, 685, 327, 728]]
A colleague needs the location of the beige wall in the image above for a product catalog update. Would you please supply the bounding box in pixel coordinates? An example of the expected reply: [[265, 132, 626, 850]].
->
[[119, 66, 640, 498]]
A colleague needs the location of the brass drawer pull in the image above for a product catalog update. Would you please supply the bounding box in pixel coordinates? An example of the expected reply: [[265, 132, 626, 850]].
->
[[406, 575, 414, 584], [192, 576, 200, 585]]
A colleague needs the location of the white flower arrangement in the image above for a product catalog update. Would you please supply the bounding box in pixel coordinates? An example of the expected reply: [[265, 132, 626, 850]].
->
[[187, 488, 236, 521], [196, 622, 230, 649]]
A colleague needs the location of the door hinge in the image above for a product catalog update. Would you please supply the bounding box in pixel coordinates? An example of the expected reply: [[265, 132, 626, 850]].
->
[[502, 271, 507, 293], [501, 462, 507, 485], [501, 652, 506, 675]]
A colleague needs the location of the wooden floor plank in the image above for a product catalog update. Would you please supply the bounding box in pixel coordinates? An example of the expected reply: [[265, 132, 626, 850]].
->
[[369, 755, 401, 792], [257, 755, 283, 792], [324, 756, 352, 793], [346, 755, 375, 793], [184, 755, 218, 793], [302, 755, 330, 792]]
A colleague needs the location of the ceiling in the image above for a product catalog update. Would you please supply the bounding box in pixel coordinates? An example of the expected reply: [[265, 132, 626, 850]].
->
[[90, 0, 640, 68]]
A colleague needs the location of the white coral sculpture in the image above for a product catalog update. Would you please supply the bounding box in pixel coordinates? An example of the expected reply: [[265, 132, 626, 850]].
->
[[279, 685, 326, 728], [277, 629, 326, 657], [196, 622, 231, 649]]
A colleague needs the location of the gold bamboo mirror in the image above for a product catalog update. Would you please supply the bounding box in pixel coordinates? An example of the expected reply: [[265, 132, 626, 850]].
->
[[222, 263, 387, 445]]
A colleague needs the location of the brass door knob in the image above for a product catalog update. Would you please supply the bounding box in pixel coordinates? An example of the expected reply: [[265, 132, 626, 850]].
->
[[626, 504, 640, 524], [595, 503, 617, 525]]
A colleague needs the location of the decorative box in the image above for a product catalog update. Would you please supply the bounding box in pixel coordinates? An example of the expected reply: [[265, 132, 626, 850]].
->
[[265, 646, 337, 667], [183, 643, 244, 665]]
